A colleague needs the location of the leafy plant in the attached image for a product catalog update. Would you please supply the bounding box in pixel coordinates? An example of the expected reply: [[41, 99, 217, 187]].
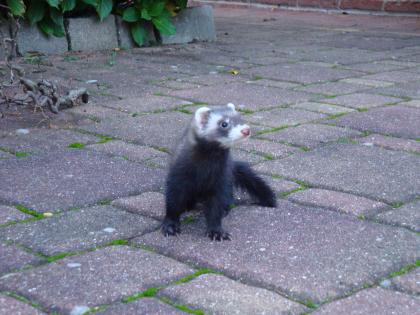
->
[[2, 0, 188, 46]]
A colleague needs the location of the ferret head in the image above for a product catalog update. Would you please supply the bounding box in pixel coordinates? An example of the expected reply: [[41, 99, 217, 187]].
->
[[192, 103, 251, 148]]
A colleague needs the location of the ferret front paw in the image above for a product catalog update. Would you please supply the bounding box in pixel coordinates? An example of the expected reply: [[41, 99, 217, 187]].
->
[[207, 228, 231, 241], [161, 219, 181, 237]]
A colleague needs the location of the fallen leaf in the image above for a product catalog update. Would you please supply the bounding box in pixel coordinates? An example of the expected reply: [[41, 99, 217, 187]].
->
[[229, 69, 239, 75]]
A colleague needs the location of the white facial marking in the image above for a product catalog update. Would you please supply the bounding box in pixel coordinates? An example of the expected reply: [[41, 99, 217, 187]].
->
[[227, 103, 236, 111], [224, 124, 250, 147]]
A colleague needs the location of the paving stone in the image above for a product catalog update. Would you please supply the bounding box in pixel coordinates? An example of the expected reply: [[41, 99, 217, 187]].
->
[[111, 192, 165, 220], [169, 82, 313, 110], [0, 295, 46, 315], [86, 140, 168, 163], [288, 189, 389, 217], [246, 108, 326, 128], [340, 78, 395, 88], [259, 175, 300, 195], [259, 124, 361, 149], [0, 151, 11, 159], [290, 102, 355, 115], [370, 81, 420, 99], [16, 22, 68, 55], [81, 112, 191, 150], [255, 144, 420, 204], [344, 62, 408, 74], [0, 246, 194, 314], [321, 93, 403, 109], [333, 105, 420, 139], [0, 205, 159, 256], [359, 71, 418, 84], [67, 16, 118, 51], [231, 149, 266, 165], [295, 81, 370, 96], [0, 149, 164, 212], [97, 298, 185, 315], [374, 201, 420, 232], [181, 73, 245, 87], [135, 201, 420, 303], [246, 79, 300, 89], [161, 6, 216, 44], [159, 274, 307, 315], [103, 95, 192, 113], [391, 269, 420, 295], [0, 129, 98, 154], [359, 134, 420, 153], [0, 205, 30, 225], [0, 243, 44, 275], [248, 63, 360, 84], [235, 138, 299, 158], [397, 99, 420, 108], [312, 288, 420, 315]]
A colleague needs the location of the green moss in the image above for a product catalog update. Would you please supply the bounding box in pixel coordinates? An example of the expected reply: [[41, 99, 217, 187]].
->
[[123, 287, 161, 303], [327, 113, 347, 119], [178, 108, 192, 114], [389, 261, 419, 278], [256, 125, 290, 136], [357, 108, 368, 112], [322, 95, 337, 99], [15, 151, 30, 158], [300, 146, 310, 152], [302, 299, 318, 309], [63, 55, 80, 62], [391, 202, 404, 208], [174, 268, 214, 285], [98, 199, 112, 205], [293, 179, 310, 189], [159, 297, 206, 315], [46, 252, 76, 263], [263, 153, 275, 161], [181, 214, 196, 225], [96, 136, 114, 144], [337, 137, 358, 145], [15, 205, 43, 218], [252, 75, 263, 81], [68, 142, 85, 149], [107, 239, 129, 246], [238, 108, 254, 115]]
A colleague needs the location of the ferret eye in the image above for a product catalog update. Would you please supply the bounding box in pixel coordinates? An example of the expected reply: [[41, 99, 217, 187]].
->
[[221, 121, 229, 128]]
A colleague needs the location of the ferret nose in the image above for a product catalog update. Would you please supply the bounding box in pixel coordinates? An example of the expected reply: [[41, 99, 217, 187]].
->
[[241, 128, 250, 136]]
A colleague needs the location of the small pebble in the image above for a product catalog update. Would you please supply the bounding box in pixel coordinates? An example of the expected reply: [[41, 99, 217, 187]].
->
[[103, 227, 116, 233], [67, 262, 81, 268], [70, 305, 90, 315], [43, 212, 53, 217], [85, 80, 98, 84], [380, 279, 392, 288], [16, 129, 30, 135]]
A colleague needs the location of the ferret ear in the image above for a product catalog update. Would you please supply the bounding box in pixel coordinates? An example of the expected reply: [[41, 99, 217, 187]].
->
[[194, 107, 211, 129], [227, 103, 236, 111]]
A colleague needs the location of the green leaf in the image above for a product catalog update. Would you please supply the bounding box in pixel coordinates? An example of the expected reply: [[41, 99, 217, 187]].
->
[[82, 0, 97, 5], [140, 8, 152, 21], [61, 0, 77, 12], [152, 10, 176, 36], [175, 0, 188, 9], [38, 16, 55, 36], [6, 0, 25, 16], [148, 1, 165, 17], [130, 22, 147, 46], [27, 1, 45, 25], [49, 8, 63, 27], [46, 0, 60, 8], [96, 0, 113, 21], [122, 7, 139, 22]]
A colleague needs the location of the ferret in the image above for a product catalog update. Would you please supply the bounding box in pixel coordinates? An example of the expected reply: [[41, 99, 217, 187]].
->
[[162, 103, 277, 241]]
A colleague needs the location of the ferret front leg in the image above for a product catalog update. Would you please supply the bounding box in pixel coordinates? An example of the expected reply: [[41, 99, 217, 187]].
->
[[204, 194, 231, 241], [162, 187, 189, 237]]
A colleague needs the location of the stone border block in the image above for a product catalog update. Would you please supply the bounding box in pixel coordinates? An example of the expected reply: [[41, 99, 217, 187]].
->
[[161, 5, 216, 44], [67, 16, 118, 51], [16, 22, 68, 55]]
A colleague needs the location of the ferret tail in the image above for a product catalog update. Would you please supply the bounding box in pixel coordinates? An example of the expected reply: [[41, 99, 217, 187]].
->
[[233, 161, 277, 207]]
